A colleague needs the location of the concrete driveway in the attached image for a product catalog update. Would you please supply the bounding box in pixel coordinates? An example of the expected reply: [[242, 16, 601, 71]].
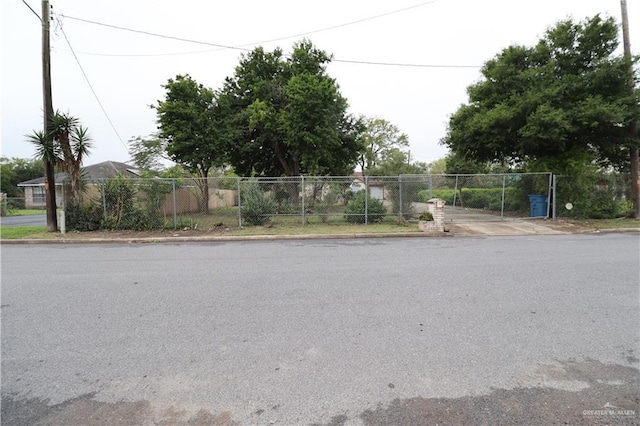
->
[[441, 206, 561, 236]]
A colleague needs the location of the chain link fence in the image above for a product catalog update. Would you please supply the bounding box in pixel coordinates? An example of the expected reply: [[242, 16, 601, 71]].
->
[[8, 172, 635, 227], [41, 173, 554, 230], [554, 173, 632, 219]]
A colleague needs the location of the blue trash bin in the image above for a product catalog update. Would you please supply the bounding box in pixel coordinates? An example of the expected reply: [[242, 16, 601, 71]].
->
[[528, 195, 548, 217]]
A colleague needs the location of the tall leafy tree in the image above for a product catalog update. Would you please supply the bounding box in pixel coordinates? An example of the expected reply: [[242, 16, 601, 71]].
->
[[154, 75, 225, 213], [0, 157, 44, 197], [442, 15, 639, 175], [217, 40, 364, 177], [358, 117, 410, 174], [128, 134, 168, 173]]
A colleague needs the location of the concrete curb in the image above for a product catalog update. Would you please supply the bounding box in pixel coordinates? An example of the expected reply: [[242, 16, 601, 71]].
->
[[0, 231, 453, 245], [2, 228, 637, 245], [591, 228, 640, 234]]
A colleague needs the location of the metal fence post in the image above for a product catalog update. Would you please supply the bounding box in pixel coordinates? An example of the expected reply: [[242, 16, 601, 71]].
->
[[365, 175, 369, 225], [172, 179, 177, 229], [399, 175, 403, 218], [546, 172, 553, 218], [428, 174, 433, 200], [301, 175, 305, 225], [101, 180, 107, 221], [552, 174, 557, 220], [452, 175, 459, 208], [500, 174, 506, 220], [237, 177, 242, 227]]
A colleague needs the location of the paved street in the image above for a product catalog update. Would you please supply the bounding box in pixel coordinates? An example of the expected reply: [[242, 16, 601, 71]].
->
[[1, 235, 639, 425], [0, 214, 46, 227]]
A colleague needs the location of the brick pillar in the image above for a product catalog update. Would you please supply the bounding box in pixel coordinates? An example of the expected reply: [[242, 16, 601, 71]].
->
[[423, 198, 445, 232]]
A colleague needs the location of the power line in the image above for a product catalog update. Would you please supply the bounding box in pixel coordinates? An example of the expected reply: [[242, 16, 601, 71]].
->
[[60, 14, 249, 52], [61, 1, 438, 55], [57, 2, 481, 68], [331, 58, 480, 68], [239, 0, 440, 48], [56, 17, 130, 154], [21, 0, 42, 23]]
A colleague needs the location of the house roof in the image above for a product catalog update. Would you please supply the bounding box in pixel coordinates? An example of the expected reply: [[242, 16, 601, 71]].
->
[[18, 161, 141, 186]]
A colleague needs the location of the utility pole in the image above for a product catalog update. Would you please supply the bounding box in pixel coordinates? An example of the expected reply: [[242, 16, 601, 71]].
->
[[42, 0, 58, 231], [621, 0, 640, 219]]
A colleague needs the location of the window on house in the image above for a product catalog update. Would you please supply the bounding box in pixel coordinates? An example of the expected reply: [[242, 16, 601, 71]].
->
[[32, 186, 45, 204]]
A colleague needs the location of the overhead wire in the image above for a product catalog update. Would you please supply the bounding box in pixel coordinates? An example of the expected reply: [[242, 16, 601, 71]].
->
[[57, 2, 481, 68], [54, 16, 130, 155]]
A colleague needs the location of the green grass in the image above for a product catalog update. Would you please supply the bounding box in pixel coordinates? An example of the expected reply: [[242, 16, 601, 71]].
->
[[6, 209, 46, 216], [230, 221, 418, 236], [0, 226, 48, 239]]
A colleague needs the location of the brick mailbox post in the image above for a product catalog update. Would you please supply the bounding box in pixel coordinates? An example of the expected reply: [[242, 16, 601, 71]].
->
[[419, 198, 446, 233]]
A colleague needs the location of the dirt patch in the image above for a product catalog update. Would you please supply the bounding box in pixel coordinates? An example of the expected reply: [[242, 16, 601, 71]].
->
[[0, 393, 238, 426], [50, 227, 236, 241], [2, 361, 638, 425], [356, 360, 639, 426]]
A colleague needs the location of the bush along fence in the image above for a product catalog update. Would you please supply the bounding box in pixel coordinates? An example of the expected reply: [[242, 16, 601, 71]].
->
[[42, 172, 632, 231]]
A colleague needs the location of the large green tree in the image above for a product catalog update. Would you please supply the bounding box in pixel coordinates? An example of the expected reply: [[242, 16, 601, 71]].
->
[[358, 117, 410, 174], [442, 15, 639, 174], [0, 157, 44, 197], [154, 74, 225, 213], [216, 40, 363, 177]]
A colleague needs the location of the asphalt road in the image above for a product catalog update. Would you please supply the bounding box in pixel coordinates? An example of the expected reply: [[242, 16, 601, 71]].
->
[[0, 214, 46, 227], [1, 235, 639, 425]]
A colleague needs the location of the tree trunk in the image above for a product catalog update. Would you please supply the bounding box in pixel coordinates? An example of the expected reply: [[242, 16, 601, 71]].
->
[[69, 164, 82, 206], [196, 167, 210, 214]]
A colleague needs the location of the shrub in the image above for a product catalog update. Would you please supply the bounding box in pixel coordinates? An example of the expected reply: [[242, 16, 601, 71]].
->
[[101, 175, 148, 230], [65, 201, 102, 231], [344, 191, 386, 223], [315, 190, 338, 223], [241, 182, 276, 225], [419, 211, 434, 221]]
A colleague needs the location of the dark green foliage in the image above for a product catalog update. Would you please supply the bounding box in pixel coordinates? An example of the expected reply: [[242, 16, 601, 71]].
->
[[101, 176, 145, 230], [443, 15, 638, 173], [99, 175, 167, 231], [155, 75, 225, 213], [27, 112, 93, 206], [217, 40, 364, 177], [240, 182, 276, 225], [0, 157, 44, 197], [138, 178, 173, 229], [65, 201, 102, 231], [419, 211, 434, 221], [358, 117, 410, 173], [417, 188, 528, 212], [344, 191, 386, 223], [557, 174, 630, 219]]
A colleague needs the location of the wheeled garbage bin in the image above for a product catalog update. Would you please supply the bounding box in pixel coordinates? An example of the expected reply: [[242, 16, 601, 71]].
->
[[528, 194, 548, 217]]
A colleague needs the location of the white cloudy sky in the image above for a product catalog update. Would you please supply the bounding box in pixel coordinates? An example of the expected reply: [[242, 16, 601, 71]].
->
[[2, 0, 638, 169]]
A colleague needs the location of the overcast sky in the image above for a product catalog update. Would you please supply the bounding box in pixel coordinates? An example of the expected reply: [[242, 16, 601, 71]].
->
[[2, 0, 638, 170]]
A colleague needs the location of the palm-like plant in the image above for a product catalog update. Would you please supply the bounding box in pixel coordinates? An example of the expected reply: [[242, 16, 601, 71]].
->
[[27, 111, 92, 206], [26, 130, 62, 164]]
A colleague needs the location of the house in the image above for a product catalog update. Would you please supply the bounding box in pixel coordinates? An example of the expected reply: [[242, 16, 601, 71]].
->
[[18, 161, 140, 208], [351, 171, 386, 201]]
